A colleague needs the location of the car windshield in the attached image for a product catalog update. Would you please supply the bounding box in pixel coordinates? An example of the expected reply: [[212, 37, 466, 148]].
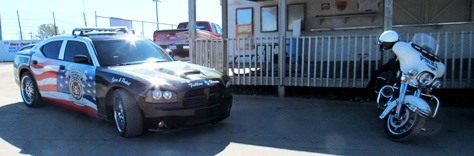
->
[[93, 38, 173, 66], [178, 22, 211, 31], [410, 33, 439, 55]]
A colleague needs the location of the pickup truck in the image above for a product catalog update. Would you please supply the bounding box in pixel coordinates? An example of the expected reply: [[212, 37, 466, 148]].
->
[[153, 21, 222, 60]]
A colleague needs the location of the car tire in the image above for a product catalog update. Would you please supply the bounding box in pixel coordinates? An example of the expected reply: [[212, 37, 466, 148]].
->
[[113, 89, 144, 137], [20, 71, 43, 107]]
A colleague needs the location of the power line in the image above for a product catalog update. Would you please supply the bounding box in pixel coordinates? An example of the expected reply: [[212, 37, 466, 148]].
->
[[56, 20, 82, 25]]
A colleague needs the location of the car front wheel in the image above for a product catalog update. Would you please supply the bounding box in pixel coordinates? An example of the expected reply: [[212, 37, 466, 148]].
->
[[113, 89, 144, 137]]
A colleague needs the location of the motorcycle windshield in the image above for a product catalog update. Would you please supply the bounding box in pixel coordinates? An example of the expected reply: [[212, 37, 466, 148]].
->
[[410, 33, 439, 55]]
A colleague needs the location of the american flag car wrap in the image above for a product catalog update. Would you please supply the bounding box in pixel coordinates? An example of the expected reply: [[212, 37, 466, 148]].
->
[[31, 58, 98, 117]]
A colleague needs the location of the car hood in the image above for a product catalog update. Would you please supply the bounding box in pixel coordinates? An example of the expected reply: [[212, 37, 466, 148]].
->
[[107, 61, 225, 89]]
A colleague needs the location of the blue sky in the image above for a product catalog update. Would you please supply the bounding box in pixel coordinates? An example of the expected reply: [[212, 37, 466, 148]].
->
[[0, 0, 222, 40]]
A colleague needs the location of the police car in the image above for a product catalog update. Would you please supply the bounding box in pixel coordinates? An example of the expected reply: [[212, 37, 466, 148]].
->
[[13, 27, 233, 137]]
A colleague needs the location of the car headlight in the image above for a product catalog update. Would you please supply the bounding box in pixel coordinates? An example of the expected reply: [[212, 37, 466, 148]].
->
[[162, 91, 172, 100], [418, 72, 434, 86], [145, 89, 177, 103], [152, 90, 162, 100]]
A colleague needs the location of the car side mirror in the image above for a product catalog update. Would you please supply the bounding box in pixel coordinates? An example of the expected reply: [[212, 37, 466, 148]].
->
[[73, 55, 91, 64]]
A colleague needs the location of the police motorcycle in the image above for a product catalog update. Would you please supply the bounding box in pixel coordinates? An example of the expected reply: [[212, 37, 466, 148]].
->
[[375, 30, 445, 140]]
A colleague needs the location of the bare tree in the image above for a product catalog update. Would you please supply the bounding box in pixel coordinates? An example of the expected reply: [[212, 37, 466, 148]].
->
[[36, 24, 63, 40]]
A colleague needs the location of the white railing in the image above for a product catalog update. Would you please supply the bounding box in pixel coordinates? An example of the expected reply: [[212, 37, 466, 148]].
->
[[192, 31, 474, 88]]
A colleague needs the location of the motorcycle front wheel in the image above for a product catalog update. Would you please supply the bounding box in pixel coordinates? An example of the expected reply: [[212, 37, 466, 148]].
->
[[384, 105, 425, 141]]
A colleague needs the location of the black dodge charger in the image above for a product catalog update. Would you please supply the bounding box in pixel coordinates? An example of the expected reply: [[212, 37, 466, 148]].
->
[[13, 27, 232, 137]]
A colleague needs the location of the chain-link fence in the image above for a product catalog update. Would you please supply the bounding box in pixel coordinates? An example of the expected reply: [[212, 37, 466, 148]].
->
[[1, 11, 85, 40], [0, 10, 176, 40], [95, 13, 177, 39]]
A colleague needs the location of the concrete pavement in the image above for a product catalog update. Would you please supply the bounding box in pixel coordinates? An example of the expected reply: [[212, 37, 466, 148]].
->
[[1, 62, 473, 155]]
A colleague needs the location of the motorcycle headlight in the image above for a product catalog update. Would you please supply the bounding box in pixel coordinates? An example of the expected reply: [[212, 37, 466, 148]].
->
[[145, 89, 177, 103], [418, 72, 434, 86]]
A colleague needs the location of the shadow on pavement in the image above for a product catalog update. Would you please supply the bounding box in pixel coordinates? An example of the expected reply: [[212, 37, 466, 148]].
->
[[1, 96, 474, 155]]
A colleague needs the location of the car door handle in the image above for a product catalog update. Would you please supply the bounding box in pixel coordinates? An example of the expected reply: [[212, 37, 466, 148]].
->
[[32, 60, 38, 65], [59, 65, 65, 70]]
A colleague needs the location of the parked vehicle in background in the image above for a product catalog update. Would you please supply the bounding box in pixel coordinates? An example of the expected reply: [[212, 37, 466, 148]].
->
[[13, 27, 233, 137], [153, 21, 222, 60]]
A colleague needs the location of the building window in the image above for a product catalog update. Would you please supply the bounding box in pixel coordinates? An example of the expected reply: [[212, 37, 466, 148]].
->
[[287, 4, 305, 31], [235, 8, 254, 49], [261, 6, 278, 32], [237, 8, 253, 25]]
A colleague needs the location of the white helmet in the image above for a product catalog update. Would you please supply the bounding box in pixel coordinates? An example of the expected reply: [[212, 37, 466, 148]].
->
[[378, 30, 399, 50]]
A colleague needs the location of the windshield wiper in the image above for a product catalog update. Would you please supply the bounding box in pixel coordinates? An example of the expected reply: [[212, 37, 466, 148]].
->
[[150, 59, 168, 63], [115, 59, 168, 66], [116, 61, 146, 66]]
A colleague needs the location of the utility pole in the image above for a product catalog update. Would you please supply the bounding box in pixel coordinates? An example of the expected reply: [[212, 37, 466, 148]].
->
[[95, 11, 98, 27], [17, 10, 23, 40], [83, 0, 88, 27], [53, 12, 57, 35], [153, 0, 161, 30], [83, 13, 88, 27]]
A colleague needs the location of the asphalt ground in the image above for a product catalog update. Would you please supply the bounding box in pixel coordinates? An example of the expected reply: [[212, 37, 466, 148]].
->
[[0, 62, 473, 156]]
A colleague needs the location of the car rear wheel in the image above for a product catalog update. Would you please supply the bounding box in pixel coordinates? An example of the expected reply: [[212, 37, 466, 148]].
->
[[113, 89, 144, 137], [20, 71, 43, 107]]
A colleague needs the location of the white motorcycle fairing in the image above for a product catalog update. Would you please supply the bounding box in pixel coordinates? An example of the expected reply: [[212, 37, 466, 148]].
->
[[403, 95, 433, 118], [392, 42, 446, 78], [379, 95, 433, 119]]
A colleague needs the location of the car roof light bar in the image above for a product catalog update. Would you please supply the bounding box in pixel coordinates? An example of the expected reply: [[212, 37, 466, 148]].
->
[[72, 27, 133, 36]]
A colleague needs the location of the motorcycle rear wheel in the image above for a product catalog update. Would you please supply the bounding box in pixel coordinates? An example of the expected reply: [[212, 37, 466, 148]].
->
[[384, 105, 425, 141]]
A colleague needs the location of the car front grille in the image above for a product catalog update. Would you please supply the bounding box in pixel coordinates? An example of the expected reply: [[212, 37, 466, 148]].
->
[[183, 84, 223, 107]]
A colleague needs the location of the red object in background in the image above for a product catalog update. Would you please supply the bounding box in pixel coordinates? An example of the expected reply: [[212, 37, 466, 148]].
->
[[336, 0, 348, 11]]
